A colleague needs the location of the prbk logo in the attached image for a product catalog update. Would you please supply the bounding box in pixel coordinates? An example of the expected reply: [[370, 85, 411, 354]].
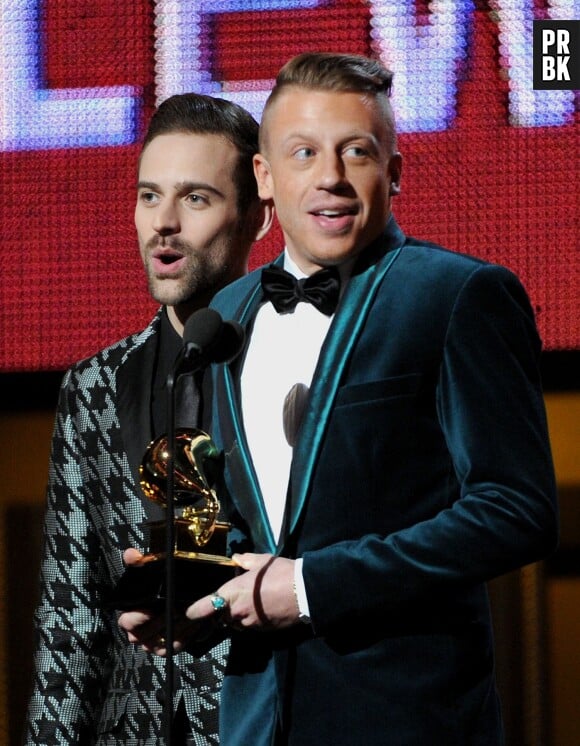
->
[[533, 20, 579, 90]]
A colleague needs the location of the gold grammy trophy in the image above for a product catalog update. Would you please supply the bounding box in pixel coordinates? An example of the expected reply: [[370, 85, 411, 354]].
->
[[110, 427, 237, 610]]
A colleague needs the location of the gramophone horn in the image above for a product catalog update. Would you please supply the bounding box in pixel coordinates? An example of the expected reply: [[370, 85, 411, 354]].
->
[[139, 427, 221, 547]]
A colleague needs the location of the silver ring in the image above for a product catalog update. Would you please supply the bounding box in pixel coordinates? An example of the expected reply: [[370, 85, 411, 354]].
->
[[210, 593, 228, 613], [158, 637, 166, 647]]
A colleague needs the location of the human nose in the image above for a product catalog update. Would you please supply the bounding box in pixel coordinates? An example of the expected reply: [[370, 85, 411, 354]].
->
[[152, 199, 180, 235], [314, 150, 346, 190]]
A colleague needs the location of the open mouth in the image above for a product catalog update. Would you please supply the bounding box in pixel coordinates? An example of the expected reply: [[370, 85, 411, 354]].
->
[[159, 253, 181, 265], [312, 208, 356, 218], [309, 207, 357, 232], [151, 249, 186, 274], [153, 249, 183, 264]]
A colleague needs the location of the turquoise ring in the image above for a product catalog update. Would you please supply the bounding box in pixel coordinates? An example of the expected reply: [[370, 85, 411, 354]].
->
[[211, 593, 228, 613]]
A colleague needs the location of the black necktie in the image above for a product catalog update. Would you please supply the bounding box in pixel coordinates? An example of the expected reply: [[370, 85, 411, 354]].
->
[[261, 264, 340, 315], [174, 371, 200, 429]]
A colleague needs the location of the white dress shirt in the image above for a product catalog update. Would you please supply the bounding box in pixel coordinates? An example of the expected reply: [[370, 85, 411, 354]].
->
[[241, 252, 334, 541], [240, 252, 352, 620]]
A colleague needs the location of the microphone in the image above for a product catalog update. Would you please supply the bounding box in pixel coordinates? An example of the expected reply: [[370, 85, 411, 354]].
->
[[211, 318, 245, 364], [176, 308, 245, 373]]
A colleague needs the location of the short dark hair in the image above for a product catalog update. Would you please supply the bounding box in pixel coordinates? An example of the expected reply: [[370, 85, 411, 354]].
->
[[261, 53, 396, 150], [141, 93, 260, 214]]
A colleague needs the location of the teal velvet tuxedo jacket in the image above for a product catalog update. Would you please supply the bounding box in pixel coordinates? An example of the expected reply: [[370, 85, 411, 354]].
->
[[25, 311, 227, 745], [209, 218, 558, 746]]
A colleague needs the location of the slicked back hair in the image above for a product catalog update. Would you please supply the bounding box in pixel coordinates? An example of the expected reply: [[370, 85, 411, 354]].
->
[[141, 93, 260, 214], [260, 52, 397, 151]]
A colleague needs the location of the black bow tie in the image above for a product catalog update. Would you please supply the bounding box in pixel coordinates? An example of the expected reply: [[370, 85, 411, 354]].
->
[[261, 264, 340, 316]]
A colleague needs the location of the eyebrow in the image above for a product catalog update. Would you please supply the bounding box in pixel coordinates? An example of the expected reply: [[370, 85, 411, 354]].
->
[[282, 130, 380, 147], [136, 180, 226, 199]]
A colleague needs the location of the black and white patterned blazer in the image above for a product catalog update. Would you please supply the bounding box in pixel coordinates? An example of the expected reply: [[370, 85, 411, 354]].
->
[[25, 310, 227, 745]]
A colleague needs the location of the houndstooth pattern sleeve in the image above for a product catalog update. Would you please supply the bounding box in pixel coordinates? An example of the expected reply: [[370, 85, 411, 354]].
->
[[24, 362, 118, 744]]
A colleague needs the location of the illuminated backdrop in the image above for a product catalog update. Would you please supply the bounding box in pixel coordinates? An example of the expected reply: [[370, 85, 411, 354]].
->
[[1, 0, 578, 371]]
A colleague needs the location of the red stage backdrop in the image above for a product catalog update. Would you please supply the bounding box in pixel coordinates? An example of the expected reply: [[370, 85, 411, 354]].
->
[[0, 0, 578, 371]]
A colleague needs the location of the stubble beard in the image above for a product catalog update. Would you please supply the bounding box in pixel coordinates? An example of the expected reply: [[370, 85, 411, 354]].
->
[[145, 243, 234, 309]]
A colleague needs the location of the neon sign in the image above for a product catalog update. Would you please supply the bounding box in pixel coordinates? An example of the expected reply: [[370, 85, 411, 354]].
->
[[0, 0, 577, 153], [0, 0, 139, 151]]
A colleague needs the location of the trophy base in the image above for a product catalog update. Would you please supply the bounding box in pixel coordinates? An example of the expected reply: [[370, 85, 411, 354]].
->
[[108, 521, 237, 611], [108, 555, 237, 611]]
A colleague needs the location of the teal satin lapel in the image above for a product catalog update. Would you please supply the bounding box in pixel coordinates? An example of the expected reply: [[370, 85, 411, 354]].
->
[[285, 241, 404, 542]]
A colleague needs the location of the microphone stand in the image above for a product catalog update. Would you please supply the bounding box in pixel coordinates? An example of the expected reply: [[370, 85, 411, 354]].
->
[[163, 367, 178, 746], [163, 339, 202, 746], [159, 312, 241, 743]]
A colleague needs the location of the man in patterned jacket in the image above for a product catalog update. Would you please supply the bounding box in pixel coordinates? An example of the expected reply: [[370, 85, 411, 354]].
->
[[25, 93, 272, 745]]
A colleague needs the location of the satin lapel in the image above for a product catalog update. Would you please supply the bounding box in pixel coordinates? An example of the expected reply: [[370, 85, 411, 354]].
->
[[217, 264, 284, 553], [285, 229, 405, 540], [117, 322, 160, 521]]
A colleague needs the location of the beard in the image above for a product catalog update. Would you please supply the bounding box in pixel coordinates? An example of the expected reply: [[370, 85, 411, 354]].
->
[[144, 236, 236, 308]]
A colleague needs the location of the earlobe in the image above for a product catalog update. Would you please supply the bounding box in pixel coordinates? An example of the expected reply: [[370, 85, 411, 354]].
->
[[253, 153, 274, 199]]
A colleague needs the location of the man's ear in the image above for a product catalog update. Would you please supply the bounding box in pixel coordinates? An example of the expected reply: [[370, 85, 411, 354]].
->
[[253, 153, 274, 200], [253, 199, 275, 242], [388, 152, 403, 196]]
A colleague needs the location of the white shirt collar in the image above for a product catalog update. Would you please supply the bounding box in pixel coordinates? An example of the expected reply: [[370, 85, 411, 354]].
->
[[282, 248, 356, 290]]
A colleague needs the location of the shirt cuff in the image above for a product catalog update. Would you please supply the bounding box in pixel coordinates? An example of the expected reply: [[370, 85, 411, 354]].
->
[[293, 557, 311, 623]]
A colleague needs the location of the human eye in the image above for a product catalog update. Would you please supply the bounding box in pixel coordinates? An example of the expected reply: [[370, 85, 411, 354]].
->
[[138, 189, 158, 205], [344, 144, 370, 158], [293, 146, 315, 160], [185, 192, 209, 207]]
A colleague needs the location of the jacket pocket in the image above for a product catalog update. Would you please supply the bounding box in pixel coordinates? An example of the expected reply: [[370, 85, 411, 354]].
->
[[334, 373, 421, 407]]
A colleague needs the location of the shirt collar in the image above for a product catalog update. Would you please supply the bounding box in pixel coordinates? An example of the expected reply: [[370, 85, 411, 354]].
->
[[282, 248, 356, 291]]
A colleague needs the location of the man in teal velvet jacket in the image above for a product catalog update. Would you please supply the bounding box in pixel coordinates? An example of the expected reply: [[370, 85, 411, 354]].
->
[[121, 53, 558, 745]]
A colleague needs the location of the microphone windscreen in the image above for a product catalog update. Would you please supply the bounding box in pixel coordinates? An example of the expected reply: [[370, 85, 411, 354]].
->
[[213, 321, 245, 364], [182, 308, 223, 350]]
